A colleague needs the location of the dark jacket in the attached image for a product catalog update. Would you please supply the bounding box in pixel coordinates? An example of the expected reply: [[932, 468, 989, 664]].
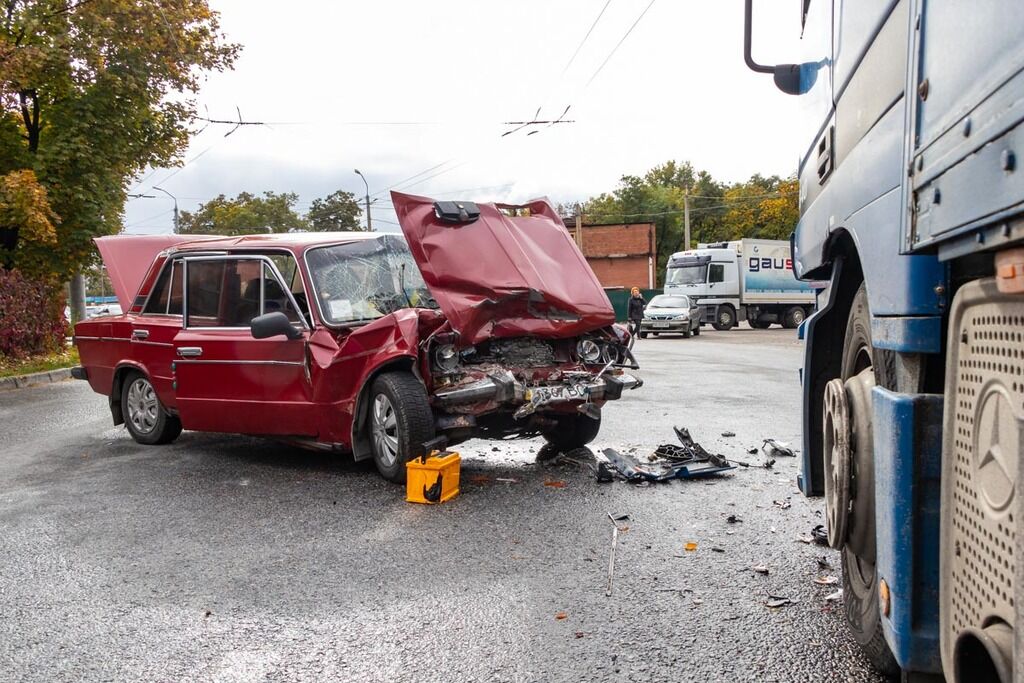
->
[[627, 294, 645, 321]]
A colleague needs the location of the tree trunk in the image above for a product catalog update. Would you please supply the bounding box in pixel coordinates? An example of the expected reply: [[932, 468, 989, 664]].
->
[[69, 272, 86, 323]]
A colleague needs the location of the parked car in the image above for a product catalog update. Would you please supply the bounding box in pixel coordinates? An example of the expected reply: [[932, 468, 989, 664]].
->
[[86, 303, 123, 318], [73, 192, 642, 482], [639, 294, 702, 338]]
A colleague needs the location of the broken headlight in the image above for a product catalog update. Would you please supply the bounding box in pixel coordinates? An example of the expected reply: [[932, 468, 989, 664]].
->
[[433, 343, 460, 372], [601, 344, 623, 364], [576, 338, 602, 363]]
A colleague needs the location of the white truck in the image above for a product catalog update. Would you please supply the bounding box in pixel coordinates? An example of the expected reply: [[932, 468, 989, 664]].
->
[[664, 239, 815, 330]]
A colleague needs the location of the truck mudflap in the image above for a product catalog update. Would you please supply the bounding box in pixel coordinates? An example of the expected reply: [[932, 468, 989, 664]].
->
[[872, 387, 944, 674]]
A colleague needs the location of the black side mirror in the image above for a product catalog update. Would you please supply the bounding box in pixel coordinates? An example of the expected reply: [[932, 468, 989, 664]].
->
[[251, 311, 303, 340], [743, 0, 814, 96]]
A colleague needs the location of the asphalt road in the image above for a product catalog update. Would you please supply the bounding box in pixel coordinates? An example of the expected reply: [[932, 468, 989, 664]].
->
[[0, 327, 885, 682]]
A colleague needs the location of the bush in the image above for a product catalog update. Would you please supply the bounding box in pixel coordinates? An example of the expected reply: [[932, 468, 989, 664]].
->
[[0, 269, 67, 360]]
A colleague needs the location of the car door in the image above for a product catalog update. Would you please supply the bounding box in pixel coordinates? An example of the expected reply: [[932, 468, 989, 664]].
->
[[132, 256, 184, 404], [171, 254, 317, 436]]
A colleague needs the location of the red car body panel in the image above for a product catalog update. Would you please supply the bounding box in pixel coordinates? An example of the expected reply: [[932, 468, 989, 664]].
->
[[392, 191, 615, 346], [76, 198, 640, 455]]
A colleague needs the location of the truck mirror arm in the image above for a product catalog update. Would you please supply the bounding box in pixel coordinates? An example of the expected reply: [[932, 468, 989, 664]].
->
[[743, 0, 809, 96]]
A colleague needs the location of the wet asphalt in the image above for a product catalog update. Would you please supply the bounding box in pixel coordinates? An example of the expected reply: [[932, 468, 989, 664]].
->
[[0, 328, 885, 682]]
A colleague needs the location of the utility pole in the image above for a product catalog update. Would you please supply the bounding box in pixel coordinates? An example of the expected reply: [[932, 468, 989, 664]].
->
[[153, 186, 179, 233], [354, 169, 372, 231], [683, 186, 691, 251], [575, 204, 583, 250]]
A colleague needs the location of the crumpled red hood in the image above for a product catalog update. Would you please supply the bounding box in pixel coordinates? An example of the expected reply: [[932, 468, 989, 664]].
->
[[95, 234, 217, 309], [392, 191, 615, 345]]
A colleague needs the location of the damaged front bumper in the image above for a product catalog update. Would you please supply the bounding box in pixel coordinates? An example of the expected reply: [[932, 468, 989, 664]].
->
[[432, 369, 643, 417]]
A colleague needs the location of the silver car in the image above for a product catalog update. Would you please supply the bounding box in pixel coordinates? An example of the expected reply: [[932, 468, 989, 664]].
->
[[640, 294, 702, 338]]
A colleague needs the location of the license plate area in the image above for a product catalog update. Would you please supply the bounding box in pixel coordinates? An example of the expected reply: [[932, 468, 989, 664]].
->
[[652, 322, 671, 328]]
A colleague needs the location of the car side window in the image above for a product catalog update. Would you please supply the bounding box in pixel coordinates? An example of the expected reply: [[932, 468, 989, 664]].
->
[[143, 259, 183, 315], [709, 264, 725, 283], [185, 258, 303, 328]]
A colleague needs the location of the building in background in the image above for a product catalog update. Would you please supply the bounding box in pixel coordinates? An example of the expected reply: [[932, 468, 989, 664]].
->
[[562, 219, 657, 289]]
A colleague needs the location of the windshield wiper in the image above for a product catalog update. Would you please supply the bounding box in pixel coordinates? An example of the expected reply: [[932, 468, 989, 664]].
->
[[399, 263, 413, 308]]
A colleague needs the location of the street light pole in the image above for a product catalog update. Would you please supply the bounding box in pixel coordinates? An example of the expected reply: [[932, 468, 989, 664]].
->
[[354, 169, 372, 231], [153, 186, 179, 233]]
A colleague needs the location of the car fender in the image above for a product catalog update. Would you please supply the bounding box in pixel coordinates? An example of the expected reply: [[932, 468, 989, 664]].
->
[[109, 359, 153, 426]]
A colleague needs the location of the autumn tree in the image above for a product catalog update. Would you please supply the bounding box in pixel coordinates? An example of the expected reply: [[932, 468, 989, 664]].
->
[[0, 0, 238, 277], [307, 189, 363, 231], [177, 191, 308, 235]]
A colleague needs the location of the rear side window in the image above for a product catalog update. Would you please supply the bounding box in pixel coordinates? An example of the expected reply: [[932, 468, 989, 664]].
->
[[143, 260, 183, 315], [184, 258, 303, 328]]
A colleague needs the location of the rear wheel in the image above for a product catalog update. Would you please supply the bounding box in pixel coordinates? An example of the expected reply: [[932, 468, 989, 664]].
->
[[368, 372, 435, 483], [542, 413, 601, 451], [712, 305, 736, 331], [748, 318, 772, 329], [121, 372, 181, 445], [829, 285, 899, 676], [783, 306, 807, 329]]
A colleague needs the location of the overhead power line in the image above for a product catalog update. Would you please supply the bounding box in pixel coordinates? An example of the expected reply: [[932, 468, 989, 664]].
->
[[584, 0, 658, 88]]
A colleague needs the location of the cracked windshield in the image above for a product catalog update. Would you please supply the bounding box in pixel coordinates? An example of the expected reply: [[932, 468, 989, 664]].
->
[[305, 235, 433, 324]]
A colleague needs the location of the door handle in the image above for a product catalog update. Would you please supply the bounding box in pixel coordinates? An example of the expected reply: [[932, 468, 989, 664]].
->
[[131, 329, 150, 340], [177, 347, 203, 358]]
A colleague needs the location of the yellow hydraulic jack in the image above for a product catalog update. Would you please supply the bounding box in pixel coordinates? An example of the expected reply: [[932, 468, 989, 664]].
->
[[406, 436, 461, 504]]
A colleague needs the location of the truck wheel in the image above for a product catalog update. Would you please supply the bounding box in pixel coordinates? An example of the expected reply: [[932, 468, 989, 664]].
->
[[783, 306, 807, 329], [832, 285, 899, 676], [121, 371, 181, 445], [712, 305, 736, 331], [368, 372, 435, 483], [748, 318, 771, 329], [542, 413, 601, 451]]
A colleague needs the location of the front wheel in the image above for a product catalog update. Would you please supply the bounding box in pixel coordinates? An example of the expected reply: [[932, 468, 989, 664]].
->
[[542, 412, 601, 451], [712, 305, 736, 331], [368, 372, 435, 483], [122, 372, 181, 445]]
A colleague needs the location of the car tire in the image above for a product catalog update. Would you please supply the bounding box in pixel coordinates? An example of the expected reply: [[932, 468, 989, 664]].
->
[[652, 332, 660, 337], [121, 371, 181, 445], [712, 305, 736, 331], [639, 332, 648, 339], [368, 371, 436, 483], [783, 306, 807, 329], [542, 412, 601, 451], [836, 285, 899, 676]]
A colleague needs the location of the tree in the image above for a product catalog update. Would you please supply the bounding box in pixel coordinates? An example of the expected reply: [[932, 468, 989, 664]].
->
[[177, 191, 308, 235], [306, 189, 363, 231], [1, 0, 238, 278]]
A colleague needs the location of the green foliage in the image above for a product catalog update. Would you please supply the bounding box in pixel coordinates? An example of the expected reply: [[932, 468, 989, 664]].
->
[[0, 267, 66, 360], [307, 189, 363, 231], [0, 0, 239, 278], [581, 160, 799, 284], [178, 191, 308, 235]]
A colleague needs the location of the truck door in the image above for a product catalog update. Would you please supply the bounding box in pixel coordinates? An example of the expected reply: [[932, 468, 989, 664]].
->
[[172, 255, 317, 436]]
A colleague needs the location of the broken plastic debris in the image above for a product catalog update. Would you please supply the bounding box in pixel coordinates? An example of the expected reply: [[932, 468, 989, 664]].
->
[[762, 439, 795, 457], [684, 542, 698, 552], [765, 596, 795, 608], [813, 575, 838, 586], [811, 524, 829, 546], [797, 535, 814, 544], [751, 565, 769, 575], [773, 498, 792, 510], [544, 479, 567, 488], [824, 589, 843, 602], [555, 612, 568, 620], [726, 514, 742, 524], [596, 461, 615, 483], [721, 431, 736, 437]]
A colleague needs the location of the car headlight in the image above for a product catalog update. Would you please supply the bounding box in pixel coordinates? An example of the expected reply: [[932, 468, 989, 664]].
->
[[601, 344, 622, 364], [433, 343, 460, 372], [674, 313, 689, 320], [576, 338, 601, 363]]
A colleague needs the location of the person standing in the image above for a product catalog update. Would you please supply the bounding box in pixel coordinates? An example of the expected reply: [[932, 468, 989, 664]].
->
[[627, 287, 645, 338]]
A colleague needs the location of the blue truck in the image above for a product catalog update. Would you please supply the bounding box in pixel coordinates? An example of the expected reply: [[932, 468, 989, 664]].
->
[[745, 1, 1023, 681]]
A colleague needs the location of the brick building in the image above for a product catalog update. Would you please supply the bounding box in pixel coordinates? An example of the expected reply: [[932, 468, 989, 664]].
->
[[562, 219, 657, 289]]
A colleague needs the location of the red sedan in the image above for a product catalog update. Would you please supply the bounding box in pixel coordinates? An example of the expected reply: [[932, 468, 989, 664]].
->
[[73, 192, 641, 482]]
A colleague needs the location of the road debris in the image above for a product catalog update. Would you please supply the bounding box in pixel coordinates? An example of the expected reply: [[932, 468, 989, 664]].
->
[[596, 461, 615, 483], [751, 564, 769, 575], [711, 547, 725, 553], [762, 439, 796, 457], [555, 611, 568, 620], [606, 516, 620, 597], [721, 431, 736, 437], [765, 594, 797, 609], [811, 524, 829, 546], [813, 575, 838, 585], [684, 541, 698, 551], [824, 589, 843, 602], [544, 479, 568, 488], [816, 556, 833, 571], [726, 514, 743, 524], [773, 498, 792, 510]]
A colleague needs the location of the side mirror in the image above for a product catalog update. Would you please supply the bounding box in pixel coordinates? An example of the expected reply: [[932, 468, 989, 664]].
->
[[251, 311, 303, 340], [743, 0, 813, 96]]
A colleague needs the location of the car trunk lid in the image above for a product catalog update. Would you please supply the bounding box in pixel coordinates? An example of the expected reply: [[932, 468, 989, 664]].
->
[[95, 235, 218, 310]]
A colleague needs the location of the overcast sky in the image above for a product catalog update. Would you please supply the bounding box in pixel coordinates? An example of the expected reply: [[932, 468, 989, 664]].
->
[[124, 0, 804, 234]]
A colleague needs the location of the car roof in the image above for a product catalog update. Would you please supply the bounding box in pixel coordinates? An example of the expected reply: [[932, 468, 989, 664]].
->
[[166, 231, 390, 253]]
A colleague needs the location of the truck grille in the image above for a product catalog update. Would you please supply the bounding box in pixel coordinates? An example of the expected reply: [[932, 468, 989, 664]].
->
[[941, 277, 1022, 674]]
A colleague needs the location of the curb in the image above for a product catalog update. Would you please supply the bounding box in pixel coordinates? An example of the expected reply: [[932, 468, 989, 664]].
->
[[0, 367, 75, 391]]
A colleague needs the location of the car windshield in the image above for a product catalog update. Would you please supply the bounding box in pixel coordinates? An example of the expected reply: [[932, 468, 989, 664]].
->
[[648, 295, 690, 308], [666, 265, 707, 285], [305, 235, 434, 325]]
